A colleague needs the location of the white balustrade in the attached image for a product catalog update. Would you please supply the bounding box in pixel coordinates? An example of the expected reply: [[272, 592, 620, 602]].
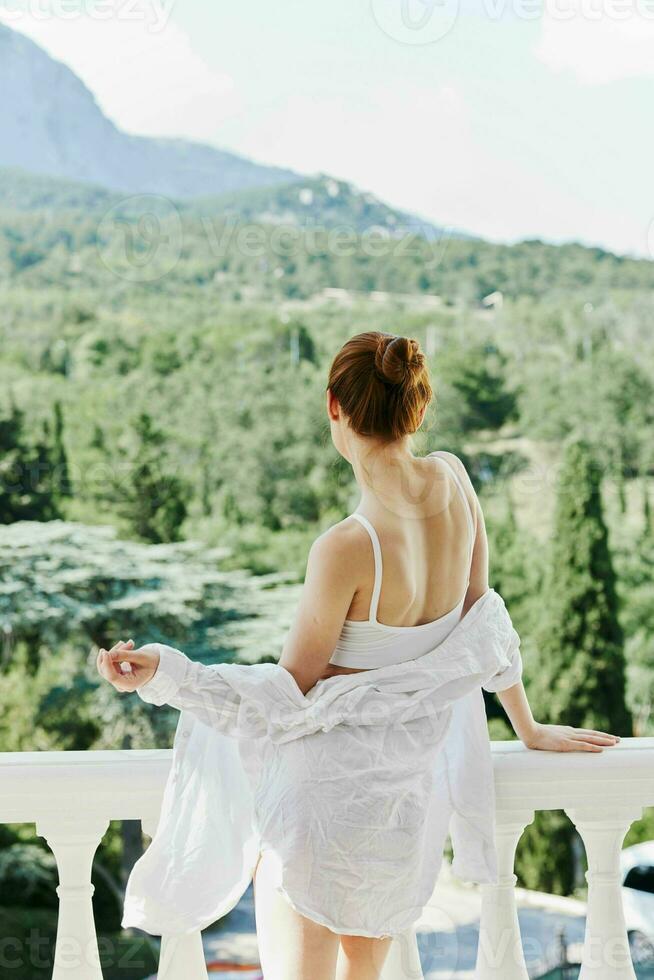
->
[[0, 738, 653, 979], [475, 807, 535, 980], [0, 750, 173, 978], [483, 737, 654, 980], [36, 814, 109, 980], [566, 806, 642, 980]]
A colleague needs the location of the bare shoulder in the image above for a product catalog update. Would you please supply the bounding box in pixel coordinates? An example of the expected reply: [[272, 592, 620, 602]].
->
[[433, 450, 472, 485], [307, 516, 368, 572], [431, 450, 479, 520]]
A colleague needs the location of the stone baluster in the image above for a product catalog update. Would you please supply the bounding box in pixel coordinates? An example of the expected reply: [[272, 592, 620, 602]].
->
[[37, 815, 109, 980], [565, 805, 642, 980], [140, 812, 160, 840], [475, 808, 534, 980], [159, 932, 208, 979]]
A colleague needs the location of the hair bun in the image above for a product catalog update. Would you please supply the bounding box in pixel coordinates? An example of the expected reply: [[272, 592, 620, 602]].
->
[[374, 335, 423, 386], [327, 331, 433, 441]]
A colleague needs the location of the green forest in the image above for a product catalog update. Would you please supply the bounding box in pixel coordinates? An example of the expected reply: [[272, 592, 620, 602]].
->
[[1, 171, 653, 975]]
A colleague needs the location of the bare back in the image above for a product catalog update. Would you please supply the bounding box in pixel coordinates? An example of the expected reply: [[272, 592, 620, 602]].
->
[[345, 452, 486, 627]]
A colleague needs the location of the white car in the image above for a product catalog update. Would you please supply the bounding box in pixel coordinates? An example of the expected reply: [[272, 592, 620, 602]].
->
[[621, 841, 654, 961]]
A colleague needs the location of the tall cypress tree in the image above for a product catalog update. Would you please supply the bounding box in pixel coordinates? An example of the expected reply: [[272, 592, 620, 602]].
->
[[643, 478, 653, 540], [52, 401, 71, 499], [516, 440, 632, 896], [531, 438, 631, 734], [0, 405, 62, 523], [109, 413, 189, 543]]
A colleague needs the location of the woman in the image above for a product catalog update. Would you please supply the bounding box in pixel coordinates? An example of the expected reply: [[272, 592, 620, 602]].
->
[[98, 332, 620, 980]]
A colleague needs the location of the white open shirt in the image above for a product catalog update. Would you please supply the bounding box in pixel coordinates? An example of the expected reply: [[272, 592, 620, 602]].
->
[[122, 588, 523, 942]]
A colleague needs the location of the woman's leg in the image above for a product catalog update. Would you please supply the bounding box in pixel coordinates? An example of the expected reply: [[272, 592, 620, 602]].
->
[[253, 850, 340, 980], [335, 934, 393, 980]]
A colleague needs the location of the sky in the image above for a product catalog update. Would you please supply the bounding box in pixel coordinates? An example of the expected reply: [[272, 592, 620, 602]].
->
[[2, 0, 653, 257]]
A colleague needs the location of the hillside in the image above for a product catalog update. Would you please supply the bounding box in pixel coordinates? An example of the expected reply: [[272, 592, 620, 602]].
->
[[190, 175, 449, 237], [0, 168, 120, 213], [0, 23, 297, 199], [1, 180, 653, 304], [0, 167, 447, 239]]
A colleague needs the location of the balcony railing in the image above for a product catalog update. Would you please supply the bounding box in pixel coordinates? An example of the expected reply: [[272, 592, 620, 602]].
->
[[1, 737, 653, 980]]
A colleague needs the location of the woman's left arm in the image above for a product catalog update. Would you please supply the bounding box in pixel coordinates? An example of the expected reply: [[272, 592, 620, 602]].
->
[[496, 680, 621, 752], [96, 640, 236, 728]]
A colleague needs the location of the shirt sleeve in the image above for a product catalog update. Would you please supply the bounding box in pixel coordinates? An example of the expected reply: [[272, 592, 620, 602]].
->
[[136, 644, 189, 706], [481, 631, 523, 693], [136, 644, 240, 732]]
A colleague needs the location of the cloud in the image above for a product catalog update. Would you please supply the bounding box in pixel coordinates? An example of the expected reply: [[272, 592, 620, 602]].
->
[[535, 11, 654, 84], [0, 5, 239, 140]]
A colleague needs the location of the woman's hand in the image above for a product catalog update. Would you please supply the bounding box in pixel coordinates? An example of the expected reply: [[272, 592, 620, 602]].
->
[[96, 639, 160, 693], [523, 722, 621, 752]]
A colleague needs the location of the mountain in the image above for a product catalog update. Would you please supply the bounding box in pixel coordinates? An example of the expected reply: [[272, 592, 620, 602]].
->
[[0, 24, 449, 239], [0, 23, 297, 199]]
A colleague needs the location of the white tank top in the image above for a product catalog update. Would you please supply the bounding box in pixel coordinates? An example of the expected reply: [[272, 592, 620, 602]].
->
[[328, 453, 476, 669]]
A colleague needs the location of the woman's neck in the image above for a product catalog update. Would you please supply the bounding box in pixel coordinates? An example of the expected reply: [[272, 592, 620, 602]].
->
[[350, 437, 436, 517]]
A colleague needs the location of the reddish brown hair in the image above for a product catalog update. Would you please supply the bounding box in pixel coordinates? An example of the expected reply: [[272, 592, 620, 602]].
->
[[327, 332, 433, 441]]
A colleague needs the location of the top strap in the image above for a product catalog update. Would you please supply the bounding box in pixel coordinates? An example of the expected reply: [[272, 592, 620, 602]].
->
[[351, 512, 383, 623], [429, 451, 476, 582]]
